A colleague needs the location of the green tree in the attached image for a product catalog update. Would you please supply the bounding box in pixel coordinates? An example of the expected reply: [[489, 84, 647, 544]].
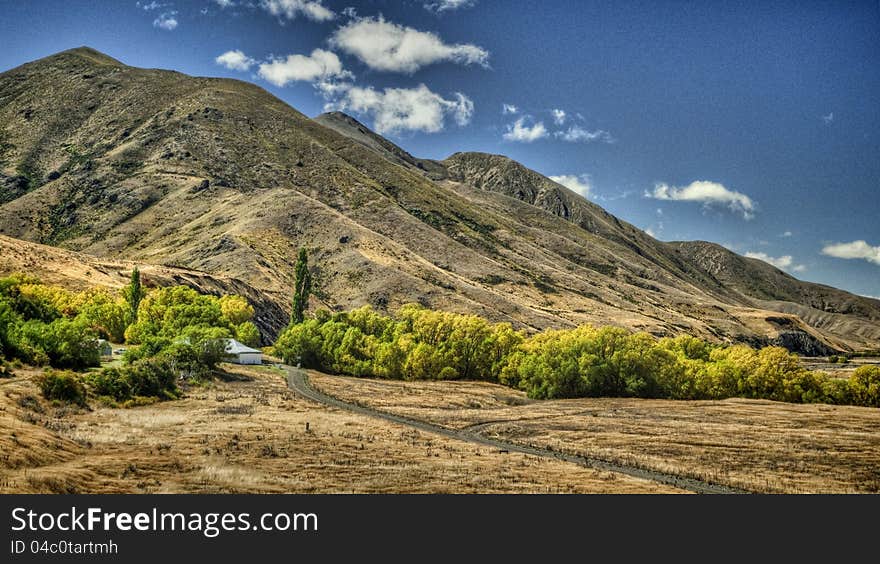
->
[[79, 290, 128, 342], [235, 321, 261, 347], [849, 365, 880, 407], [124, 267, 144, 326], [291, 247, 312, 325], [219, 295, 254, 326]]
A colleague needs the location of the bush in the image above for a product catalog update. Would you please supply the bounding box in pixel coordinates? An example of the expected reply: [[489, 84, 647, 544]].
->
[[37, 370, 87, 406], [88, 356, 180, 403], [0, 358, 13, 378]]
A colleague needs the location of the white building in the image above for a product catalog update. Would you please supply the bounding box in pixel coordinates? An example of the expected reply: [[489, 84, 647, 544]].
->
[[97, 339, 113, 359], [224, 339, 262, 365]]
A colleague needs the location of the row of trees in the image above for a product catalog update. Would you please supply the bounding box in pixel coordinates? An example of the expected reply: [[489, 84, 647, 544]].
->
[[273, 304, 880, 408], [275, 305, 522, 381]]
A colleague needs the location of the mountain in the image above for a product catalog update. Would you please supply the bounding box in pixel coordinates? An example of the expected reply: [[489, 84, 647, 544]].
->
[[1, 47, 878, 352]]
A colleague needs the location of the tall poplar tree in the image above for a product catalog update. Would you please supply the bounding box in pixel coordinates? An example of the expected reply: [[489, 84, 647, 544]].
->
[[125, 267, 143, 324], [291, 248, 311, 325]]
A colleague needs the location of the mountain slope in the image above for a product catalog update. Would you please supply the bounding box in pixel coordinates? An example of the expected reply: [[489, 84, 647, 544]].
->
[[1, 47, 878, 351], [0, 234, 288, 341]]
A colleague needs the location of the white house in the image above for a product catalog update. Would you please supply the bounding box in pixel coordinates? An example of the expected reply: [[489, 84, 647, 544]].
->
[[224, 339, 262, 365], [96, 339, 113, 359]]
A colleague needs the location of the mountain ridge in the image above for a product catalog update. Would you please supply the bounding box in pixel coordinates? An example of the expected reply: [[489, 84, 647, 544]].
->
[[1, 47, 878, 351]]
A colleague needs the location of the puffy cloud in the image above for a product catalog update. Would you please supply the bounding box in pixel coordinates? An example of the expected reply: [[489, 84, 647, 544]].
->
[[260, 0, 335, 22], [551, 109, 566, 125], [214, 0, 236, 7], [647, 180, 756, 219], [502, 117, 548, 142], [424, 0, 476, 12], [822, 240, 880, 265], [257, 49, 351, 87], [329, 16, 489, 73], [744, 252, 805, 272], [335, 84, 473, 134], [215, 50, 256, 71], [556, 125, 613, 143], [502, 103, 518, 115], [153, 11, 178, 30], [549, 174, 591, 199], [781, 230, 793, 237]]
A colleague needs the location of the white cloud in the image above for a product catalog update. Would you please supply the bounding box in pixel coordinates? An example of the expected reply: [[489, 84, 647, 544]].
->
[[551, 109, 566, 125], [260, 0, 335, 22], [549, 174, 591, 199], [647, 180, 756, 219], [335, 84, 473, 135], [214, 0, 235, 7], [645, 228, 657, 238], [822, 112, 834, 125], [424, 0, 476, 12], [781, 230, 793, 237], [137, 1, 168, 10], [502, 103, 518, 115], [744, 252, 805, 273], [215, 50, 256, 71], [329, 16, 489, 73], [556, 125, 613, 143], [153, 11, 178, 30], [822, 240, 880, 265], [502, 117, 548, 142], [257, 49, 351, 87]]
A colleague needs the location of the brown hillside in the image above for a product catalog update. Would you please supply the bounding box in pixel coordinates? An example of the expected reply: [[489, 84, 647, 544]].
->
[[1, 47, 878, 350]]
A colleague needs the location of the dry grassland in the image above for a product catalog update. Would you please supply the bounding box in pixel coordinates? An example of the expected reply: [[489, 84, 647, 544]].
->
[[312, 373, 880, 494], [0, 366, 679, 493]]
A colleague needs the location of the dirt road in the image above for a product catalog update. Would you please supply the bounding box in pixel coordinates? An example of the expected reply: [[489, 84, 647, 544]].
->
[[285, 366, 749, 494]]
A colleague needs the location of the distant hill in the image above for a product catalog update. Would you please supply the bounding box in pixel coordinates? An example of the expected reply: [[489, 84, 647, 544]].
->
[[1, 47, 878, 351]]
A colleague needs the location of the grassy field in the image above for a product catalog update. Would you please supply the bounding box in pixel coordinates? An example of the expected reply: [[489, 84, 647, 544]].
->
[[311, 373, 880, 494], [0, 365, 680, 493]]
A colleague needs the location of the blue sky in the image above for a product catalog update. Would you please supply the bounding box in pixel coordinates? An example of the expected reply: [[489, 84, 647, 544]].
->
[[1, 0, 878, 297]]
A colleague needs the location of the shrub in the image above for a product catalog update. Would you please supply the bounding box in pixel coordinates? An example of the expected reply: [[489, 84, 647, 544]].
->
[[37, 370, 87, 406], [0, 358, 13, 378], [88, 356, 179, 403]]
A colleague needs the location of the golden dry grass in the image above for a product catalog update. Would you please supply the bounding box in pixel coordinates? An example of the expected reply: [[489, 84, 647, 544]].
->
[[311, 373, 880, 494], [0, 366, 680, 494]]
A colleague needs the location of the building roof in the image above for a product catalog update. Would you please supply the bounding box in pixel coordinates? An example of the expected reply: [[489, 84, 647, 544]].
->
[[224, 338, 262, 355]]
